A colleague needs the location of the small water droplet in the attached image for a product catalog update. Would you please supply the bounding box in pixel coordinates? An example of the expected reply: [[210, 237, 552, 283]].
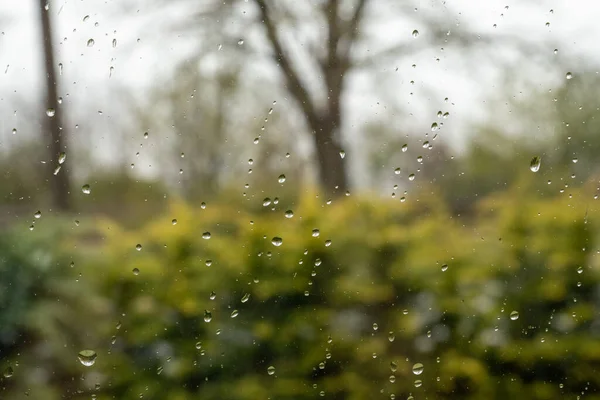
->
[[441, 264, 448, 272], [530, 156, 541, 172], [431, 122, 438, 131], [172, 219, 177, 225], [510, 311, 519, 320], [263, 198, 272, 207], [87, 38, 95, 47], [577, 266, 584, 274], [402, 144, 408, 152], [388, 332, 395, 342], [278, 174, 286, 183], [46, 108, 56, 117], [267, 366, 276, 375], [241, 293, 251, 303], [11, 128, 17, 135], [135, 244, 142, 251], [132, 268, 140, 275], [34, 210, 42, 219], [58, 152, 67, 164], [231, 309, 239, 318], [572, 158, 578, 163], [339, 150, 346, 159], [237, 39, 244, 45], [285, 210, 294, 218], [394, 168, 401, 175], [143, 132, 148, 139], [566, 72, 573, 80], [389, 375, 396, 383], [3, 366, 14, 378], [390, 361, 398, 372], [82, 184, 91, 194], [412, 363, 424, 375], [202, 232, 211, 240], [78, 350, 97, 367], [312, 229, 320, 237], [112, 38, 117, 48], [272, 237, 283, 246], [414, 380, 422, 388], [203, 310, 212, 322], [412, 29, 419, 38], [156, 366, 163, 375], [408, 174, 415, 181]]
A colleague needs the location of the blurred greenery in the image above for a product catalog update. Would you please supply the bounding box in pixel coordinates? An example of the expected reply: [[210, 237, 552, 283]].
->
[[1, 176, 600, 399]]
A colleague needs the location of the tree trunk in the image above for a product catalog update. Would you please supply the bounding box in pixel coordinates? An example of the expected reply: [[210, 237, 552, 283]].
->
[[312, 115, 349, 198], [38, 0, 71, 211]]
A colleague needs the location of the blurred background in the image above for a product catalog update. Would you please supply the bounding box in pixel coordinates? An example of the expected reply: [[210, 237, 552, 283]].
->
[[1, 0, 600, 399]]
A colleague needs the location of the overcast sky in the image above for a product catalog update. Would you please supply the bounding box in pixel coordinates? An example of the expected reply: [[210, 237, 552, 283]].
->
[[0, 0, 598, 183]]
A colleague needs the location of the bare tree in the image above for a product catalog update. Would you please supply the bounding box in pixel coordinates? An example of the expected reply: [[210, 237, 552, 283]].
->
[[37, 0, 71, 210]]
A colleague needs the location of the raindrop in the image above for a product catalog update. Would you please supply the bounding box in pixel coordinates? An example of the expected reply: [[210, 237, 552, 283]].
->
[[312, 229, 320, 237], [263, 198, 272, 206], [203, 310, 212, 322], [388, 331, 395, 342], [408, 174, 415, 181], [82, 184, 91, 194], [156, 366, 163, 375], [389, 375, 396, 383], [402, 144, 408, 152], [510, 311, 519, 320], [231, 309, 239, 318], [431, 122, 438, 131], [572, 158, 578, 164], [202, 232, 211, 240], [83, 15, 89, 22], [530, 156, 541, 172], [339, 150, 346, 159], [143, 132, 148, 139], [11, 128, 17, 135], [209, 291, 216, 300], [241, 293, 251, 303], [412, 29, 419, 38], [414, 380, 422, 388], [78, 350, 97, 367], [46, 108, 56, 117], [278, 174, 286, 183], [412, 363, 424, 375], [172, 219, 177, 225], [577, 266, 584, 274], [112, 38, 117, 48], [135, 244, 142, 251], [272, 237, 283, 246], [195, 342, 202, 350], [566, 72, 573, 80], [394, 168, 401, 175], [325, 239, 332, 247], [267, 366, 276, 375], [441, 264, 448, 272], [3, 366, 13, 378], [373, 323, 379, 331], [285, 210, 294, 218], [132, 268, 140, 276], [237, 39, 244, 45], [390, 361, 398, 372], [554, 48, 558, 54], [87, 38, 95, 47], [34, 210, 42, 219], [58, 152, 67, 164]]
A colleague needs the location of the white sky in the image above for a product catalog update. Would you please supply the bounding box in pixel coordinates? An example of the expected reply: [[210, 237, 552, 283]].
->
[[0, 0, 599, 184]]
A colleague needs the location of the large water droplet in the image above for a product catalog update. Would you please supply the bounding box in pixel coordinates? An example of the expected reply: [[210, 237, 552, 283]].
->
[[82, 184, 91, 194], [58, 152, 67, 164], [441, 264, 448, 272], [312, 229, 320, 237], [272, 237, 283, 246], [132, 268, 140, 276], [566, 72, 573, 80], [278, 174, 286, 183], [431, 122, 438, 131], [285, 210, 294, 218], [530, 156, 541, 172], [267, 366, 276, 375], [46, 108, 56, 117], [402, 144, 408, 152], [87, 38, 95, 47], [203, 310, 212, 322], [34, 210, 42, 219], [412, 29, 419, 38], [241, 293, 251, 303], [78, 350, 97, 367], [412, 363, 424, 375], [510, 311, 519, 320], [202, 232, 211, 240], [231, 309, 239, 318]]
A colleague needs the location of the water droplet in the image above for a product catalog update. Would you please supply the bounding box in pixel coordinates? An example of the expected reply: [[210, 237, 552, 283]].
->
[[202, 232, 211, 240], [319, 362, 325, 370], [11, 128, 17, 135], [572, 158, 578, 164], [412, 29, 419, 38], [272, 237, 283, 246], [412, 363, 424, 375], [577, 266, 584, 274], [132, 268, 140, 275], [408, 174, 415, 181], [441, 264, 448, 272], [195, 342, 202, 350], [373, 323, 379, 331], [34, 210, 42, 219], [237, 39, 244, 45], [231, 309, 239, 318], [417, 156, 423, 163], [278, 174, 286, 183], [312, 229, 320, 237], [402, 144, 408, 152], [389, 375, 396, 383], [566, 72, 573, 80], [203, 310, 212, 322], [78, 350, 97, 367], [545, 22, 550, 27], [112, 38, 117, 48], [510, 311, 519, 320], [339, 150, 346, 159], [241, 293, 251, 303], [414, 380, 422, 387], [431, 122, 438, 131], [82, 184, 91, 194], [285, 210, 294, 218], [205, 259, 212, 266], [267, 366, 276, 375], [263, 198, 272, 207], [135, 244, 142, 251], [325, 239, 332, 247], [394, 168, 401, 175], [143, 131, 148, 139], [58, 152, 67, 164], [530, 156, 541, 172], [554, 48, 558, 54], [83, 15, 90, 22], [172, 219, 177, 225], [46, 108, 56, 117], [390, 361, 398, 372], [3, 366, 14, 378], [87, 38, 95, 47], [200, 202, 206, 209], [156, 366, 163, 375]]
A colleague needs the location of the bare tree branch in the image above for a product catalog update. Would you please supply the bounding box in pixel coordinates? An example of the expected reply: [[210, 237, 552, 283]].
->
[[253, 0, 320, 130]]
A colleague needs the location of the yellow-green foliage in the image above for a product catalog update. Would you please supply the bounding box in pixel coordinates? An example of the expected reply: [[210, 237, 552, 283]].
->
[[2, 185, 600, 400]]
